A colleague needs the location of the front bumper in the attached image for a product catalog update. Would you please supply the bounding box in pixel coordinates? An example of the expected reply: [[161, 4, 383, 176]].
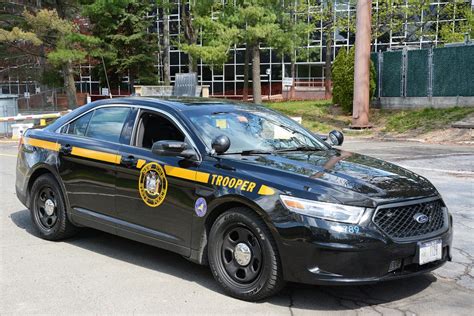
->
[[275, 210, 453, 285]]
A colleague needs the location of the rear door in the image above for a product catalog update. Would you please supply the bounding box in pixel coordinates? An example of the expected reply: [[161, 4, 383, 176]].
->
[[56, 105, 134, 224]]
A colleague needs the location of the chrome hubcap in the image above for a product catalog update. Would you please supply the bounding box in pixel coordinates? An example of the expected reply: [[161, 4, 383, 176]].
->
[[234, 243, 252, 266], [44, 199, 55, 216]]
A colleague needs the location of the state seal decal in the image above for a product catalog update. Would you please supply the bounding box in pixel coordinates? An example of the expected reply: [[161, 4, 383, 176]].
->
[[139, 162, 168, 207]]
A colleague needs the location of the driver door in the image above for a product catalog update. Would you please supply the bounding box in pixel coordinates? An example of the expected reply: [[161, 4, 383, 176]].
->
[[115, 109, 206, 252]]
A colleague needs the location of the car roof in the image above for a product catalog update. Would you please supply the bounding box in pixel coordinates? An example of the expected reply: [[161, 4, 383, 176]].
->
[[45, 97, 264, 132], [102, 96, 253, 111]]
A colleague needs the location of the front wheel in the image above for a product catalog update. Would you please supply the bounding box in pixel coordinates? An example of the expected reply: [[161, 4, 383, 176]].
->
[[208, 207, 285, 301]]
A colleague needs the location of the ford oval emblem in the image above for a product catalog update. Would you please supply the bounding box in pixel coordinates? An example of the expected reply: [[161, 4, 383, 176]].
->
[[414, 213, 429, 224]]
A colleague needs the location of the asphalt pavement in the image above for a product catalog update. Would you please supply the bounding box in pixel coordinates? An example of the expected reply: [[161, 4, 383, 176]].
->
[[1, 139, 473, 315]]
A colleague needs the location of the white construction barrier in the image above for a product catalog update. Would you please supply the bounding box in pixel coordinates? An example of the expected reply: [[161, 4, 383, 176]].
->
[[0, 112, 63, 123], [11, 123, 34, 140]]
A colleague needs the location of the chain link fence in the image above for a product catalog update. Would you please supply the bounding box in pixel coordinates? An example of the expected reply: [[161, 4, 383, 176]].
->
[[14, 88, 86, 112], [373, 44, 474, 100]]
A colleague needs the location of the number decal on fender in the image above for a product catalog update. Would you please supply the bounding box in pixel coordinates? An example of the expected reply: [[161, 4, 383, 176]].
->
[[343, 225, 360, 234]]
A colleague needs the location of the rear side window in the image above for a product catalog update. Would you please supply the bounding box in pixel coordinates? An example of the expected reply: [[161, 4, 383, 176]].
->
[[65, 111, 93, 136], [86, 107, 130, 143]]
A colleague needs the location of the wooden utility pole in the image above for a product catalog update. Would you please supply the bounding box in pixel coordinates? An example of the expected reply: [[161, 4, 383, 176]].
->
[[351, 0, 372, 128]]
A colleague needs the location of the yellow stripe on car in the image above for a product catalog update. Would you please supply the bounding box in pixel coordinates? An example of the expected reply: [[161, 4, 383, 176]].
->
[[164, 165, 210, 184], [258, 185, 275, 196], [136, 159, 146, 169], [195, 171, 210, 183], [25, 138, 60, 152], [24, 137, 275, 195], [71, 147, 121, 164]]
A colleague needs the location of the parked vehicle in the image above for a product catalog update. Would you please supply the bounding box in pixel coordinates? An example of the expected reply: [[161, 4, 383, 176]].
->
[[16, 97, 452, 301]]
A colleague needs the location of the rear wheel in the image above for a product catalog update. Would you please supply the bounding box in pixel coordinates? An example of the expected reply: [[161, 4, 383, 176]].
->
[[30, 174, 78, 240], [208, 207, 285, 301]]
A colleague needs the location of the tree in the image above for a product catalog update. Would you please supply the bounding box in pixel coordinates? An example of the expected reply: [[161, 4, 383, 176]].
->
[[271, 1, 314, 100], [332, 47, 375, 114], [371, 0, 469, 47], [180, 1, 238, 74], [161, 0, 171, 85], [438, 0, 473, 44], [322, 1, 334, 99], [0, 9, 98, 108], [312, 1, 357, 99], [83, 0, 158, 91], [180, 0, 209, 73]]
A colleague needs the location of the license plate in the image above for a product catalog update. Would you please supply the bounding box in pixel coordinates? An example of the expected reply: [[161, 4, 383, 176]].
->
[[418, 239, 442, 265]]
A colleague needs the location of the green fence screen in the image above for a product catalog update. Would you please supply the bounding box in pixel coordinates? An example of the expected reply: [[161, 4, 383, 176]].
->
[[375, 44, 474, 98], [433, 46, 474, 97], [406, 49, 429, 97], [381, 51, 402, 97]]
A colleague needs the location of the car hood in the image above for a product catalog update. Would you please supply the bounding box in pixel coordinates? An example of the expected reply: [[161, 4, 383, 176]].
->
[[231, 149, 437, 206]]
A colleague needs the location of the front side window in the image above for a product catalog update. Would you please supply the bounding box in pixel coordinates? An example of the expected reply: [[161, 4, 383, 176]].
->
[[86, 107, 131, 143], [134, 112, 185, 149]]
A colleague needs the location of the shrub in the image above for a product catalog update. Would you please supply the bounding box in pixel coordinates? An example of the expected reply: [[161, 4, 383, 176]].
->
[[332, 47, 376, 114]]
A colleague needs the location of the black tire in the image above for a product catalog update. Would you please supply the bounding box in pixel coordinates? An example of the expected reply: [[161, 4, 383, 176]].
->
[[208, 207, 285, 301], [30, 174, 78, 240]]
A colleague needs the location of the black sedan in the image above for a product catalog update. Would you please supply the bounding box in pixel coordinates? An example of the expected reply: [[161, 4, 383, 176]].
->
[[16, 97, 452, 301]]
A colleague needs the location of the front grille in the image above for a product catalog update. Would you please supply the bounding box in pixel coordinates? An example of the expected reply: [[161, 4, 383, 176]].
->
[[373, 199, 446, 240]]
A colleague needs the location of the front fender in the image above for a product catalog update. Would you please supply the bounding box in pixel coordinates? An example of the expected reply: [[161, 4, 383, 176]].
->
[[188, 193, 282, 265]]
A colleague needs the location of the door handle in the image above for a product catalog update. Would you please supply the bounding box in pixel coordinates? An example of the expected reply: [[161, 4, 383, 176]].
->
[[121, 155, 137, 167], [60, 144, 72, 155]]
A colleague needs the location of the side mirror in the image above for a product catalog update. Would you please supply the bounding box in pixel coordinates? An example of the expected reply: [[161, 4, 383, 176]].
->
[[152, 140, 198, 160], [328, 130, 344, 146], [212, 135, 231, 154]]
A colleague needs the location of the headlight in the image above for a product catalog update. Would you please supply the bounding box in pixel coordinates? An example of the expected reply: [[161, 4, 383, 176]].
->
[[280, 195, 366, 224]]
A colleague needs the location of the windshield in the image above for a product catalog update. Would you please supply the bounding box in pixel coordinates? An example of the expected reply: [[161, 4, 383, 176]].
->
[[186, 106, 328, 154]]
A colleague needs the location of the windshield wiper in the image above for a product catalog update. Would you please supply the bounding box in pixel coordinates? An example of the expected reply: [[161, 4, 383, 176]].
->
[[241, 149, 273, 155], [276, 146, 322, 152], [219, 149, 273, 155]]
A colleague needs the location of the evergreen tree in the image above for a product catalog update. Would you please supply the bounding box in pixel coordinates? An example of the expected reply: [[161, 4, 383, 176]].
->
[[271, 1, 314, 100], [332, 47, 376, 114], [438, 0, 473, 44], [83, 0, 158, 91], [0, 8, 98, 108]]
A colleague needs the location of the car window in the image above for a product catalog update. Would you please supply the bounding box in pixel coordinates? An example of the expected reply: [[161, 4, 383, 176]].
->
[[187, 107, 326, 153], [86, 107, 131, 143], [135, 112, 185, 149], [65, 111, 93, 136]]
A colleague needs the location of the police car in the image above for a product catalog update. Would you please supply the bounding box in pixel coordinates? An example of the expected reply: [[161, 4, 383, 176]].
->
[[16, 98, 452, 301]]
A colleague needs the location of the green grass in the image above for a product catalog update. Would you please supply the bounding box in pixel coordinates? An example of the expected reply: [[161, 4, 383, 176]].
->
[[383, 107, 474, 133], [264, 99, 332, 115], [264, 100, 474, 136], [264, 100, 350, 133]]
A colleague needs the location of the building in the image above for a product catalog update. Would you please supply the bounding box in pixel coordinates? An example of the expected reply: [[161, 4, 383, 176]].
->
[[1, 0, 472, 99]]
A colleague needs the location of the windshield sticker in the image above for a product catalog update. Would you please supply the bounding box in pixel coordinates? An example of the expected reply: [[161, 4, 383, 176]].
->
[[139, 162, 168, 207], [195, 197, 207, 217], [215, 119, 228, 129], [237, 115, 248, 123]]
